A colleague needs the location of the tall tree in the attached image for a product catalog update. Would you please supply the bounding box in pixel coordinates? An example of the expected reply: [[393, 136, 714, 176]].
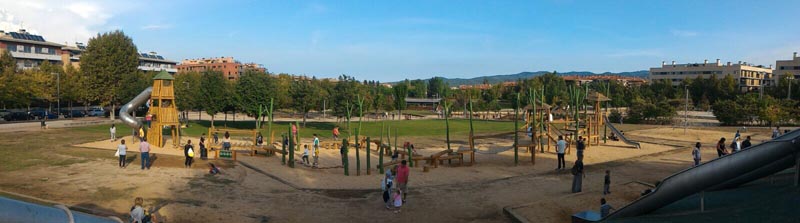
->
[[289, 79, 320, 126], [392, 83, 408, 118], [80, 30, 139, 120], [236, 70, 275, 124], [200, 71, 227, 126], [428, 77, 447, 98]]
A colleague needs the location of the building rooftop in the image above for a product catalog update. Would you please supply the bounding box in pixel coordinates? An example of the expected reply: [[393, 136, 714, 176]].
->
[[0, 30, 64, 47]]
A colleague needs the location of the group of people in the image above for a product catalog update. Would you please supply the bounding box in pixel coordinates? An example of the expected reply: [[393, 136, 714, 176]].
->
[[551, 134, 616, 217], [300, 134, 322, 167], [692, 126, 784, 167], [382, 160, 410, 213], [114, 133, 152, 170]]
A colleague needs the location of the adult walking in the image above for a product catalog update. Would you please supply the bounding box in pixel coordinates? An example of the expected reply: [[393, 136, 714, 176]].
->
[[571, 159, 584, 193], [741, 136, 752, 149], [556, 136, 567, 170], [117, 139, 127, 168], [184, 140, 194, 168], [716, 138, 727, 157], [139, 138, 151, 170], [199, 133, 208, 160], [395, 160, 410, 203], [576, 136, 586, 162], [692, 142, 701, 166], [110, 124, 117, 142]]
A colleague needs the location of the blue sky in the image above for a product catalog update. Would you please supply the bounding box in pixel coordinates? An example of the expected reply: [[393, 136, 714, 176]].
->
[[2, 0, 799, 81]]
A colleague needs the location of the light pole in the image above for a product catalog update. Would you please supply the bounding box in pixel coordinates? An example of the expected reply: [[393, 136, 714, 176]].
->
[[684, 85, 688, 135], [52, 72, 60, 118]]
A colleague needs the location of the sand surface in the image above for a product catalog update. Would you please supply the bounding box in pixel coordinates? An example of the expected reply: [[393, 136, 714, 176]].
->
[[1, 125, 755, 223]]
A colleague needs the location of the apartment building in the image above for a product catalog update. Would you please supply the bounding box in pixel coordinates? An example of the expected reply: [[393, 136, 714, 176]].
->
[[563, 75, 646, 87], [649, 59, 773, 92], [774, 52, 799, 80], [177, 57, 266, 80], [138, 52, 178, 74], [0, 29, 65, 69]]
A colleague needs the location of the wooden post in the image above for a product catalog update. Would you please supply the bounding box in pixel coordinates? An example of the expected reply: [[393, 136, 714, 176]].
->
[[356, 129, 361, 176], [366, 136, 371, 175]]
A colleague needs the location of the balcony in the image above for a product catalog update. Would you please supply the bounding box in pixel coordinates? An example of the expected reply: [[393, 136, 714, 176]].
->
[[9, 51, 61, 61]]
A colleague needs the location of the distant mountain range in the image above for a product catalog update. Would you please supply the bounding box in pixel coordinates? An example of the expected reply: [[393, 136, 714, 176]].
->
[[422, 70, 648, 86]]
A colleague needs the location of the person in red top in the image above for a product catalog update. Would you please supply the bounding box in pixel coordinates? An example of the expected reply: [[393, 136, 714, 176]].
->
[[395, 160, 410, 203], [332, 127, 340, 140]]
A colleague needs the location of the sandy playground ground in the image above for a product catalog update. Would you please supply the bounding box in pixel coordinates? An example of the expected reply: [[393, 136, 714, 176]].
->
[[0, 125, 779, 222]]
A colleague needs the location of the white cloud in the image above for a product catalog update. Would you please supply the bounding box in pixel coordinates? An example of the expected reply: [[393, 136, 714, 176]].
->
[[670, 29, 698, 37], [141, 24, 172, 30], [0, 1, 136, 45]]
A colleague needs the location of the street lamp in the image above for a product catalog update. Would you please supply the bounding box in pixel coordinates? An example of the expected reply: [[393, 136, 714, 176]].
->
[[52, 72, 60, 118]]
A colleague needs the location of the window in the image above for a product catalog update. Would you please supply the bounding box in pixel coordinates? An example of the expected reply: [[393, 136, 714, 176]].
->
[[24, 60, 33, 67], [17, 45, 24, 52], [41, 47, 49, 54]]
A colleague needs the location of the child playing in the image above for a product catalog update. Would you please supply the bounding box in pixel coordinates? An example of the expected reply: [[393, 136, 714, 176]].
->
[[302, 145, 310, 165], [382, 170, 394, 209], [209, 163, 221, 174], [392, 189, 403, 213]]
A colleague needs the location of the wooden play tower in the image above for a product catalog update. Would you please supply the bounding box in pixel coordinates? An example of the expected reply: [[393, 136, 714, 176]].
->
[[147, 71, 180, 148], [585, 91, 610, 146]]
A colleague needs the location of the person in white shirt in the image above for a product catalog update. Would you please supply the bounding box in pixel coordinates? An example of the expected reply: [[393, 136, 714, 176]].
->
[[130, 197, 145, 223], [110, 124, 116, 142], [302, 145, 310, 165], [556, 135, 567, 170], [313, 134, 320, 167], [692, 142, 701, 166], [118, 139, 127, 168]]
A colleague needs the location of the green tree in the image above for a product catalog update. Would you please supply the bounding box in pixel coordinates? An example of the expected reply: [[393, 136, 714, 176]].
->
[[428, 77, 448, 98], [175, 71, 202, 119], [200, 71, 227, 126], [392, 83, 408, 117], [80, 30, 139, 120], [289, 79, 320, 126], [235, 71, 275, 124]]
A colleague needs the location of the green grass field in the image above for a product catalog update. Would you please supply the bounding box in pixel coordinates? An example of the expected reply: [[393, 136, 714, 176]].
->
[[76, 119, 516, 139]]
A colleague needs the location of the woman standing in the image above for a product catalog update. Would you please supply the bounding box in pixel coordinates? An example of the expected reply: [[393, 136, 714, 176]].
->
[[223, 131, 231, 151], [117, 139, 127, 168], [184, 140, 194, 168], [716, 138, 727, 157]]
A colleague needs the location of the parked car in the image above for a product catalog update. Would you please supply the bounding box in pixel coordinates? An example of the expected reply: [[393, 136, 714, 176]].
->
[[88, 108, 105, 117], [61, 109, 86, 118], [0, 109, 10, 118], [3, 112, 32, 121], [30, 110, 58, 120]]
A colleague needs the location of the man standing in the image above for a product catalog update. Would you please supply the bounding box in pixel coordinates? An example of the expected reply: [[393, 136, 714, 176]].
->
[[603, 170, 612, 195], [576, 136, 586, 162], [395, 160, 410, 203], [692, 142, 702, 166], [556, 136, 567, 170], [110, 124, 116, 142], [742, 136, 752, 149], [313, 134, 320, 167], [139, 138, 151, 170]]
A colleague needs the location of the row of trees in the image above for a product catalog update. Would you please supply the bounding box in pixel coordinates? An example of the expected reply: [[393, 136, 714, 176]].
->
[[0, 30, 796, 126]]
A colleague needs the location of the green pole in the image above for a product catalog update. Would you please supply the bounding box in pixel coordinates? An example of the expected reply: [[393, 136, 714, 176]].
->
[[257, 105, 262, 129], [468, 98, 474, 138], [342, 139, 349, 176], [603, 82, 609, 143], [406, 141, 413, 167], [394, 128, 398, 155], [445, 101, 451, 152], [281, 134, 286, 165], [514, 93, 520, 166], [379, 123, 385, 174], [288, 127, 295, 168], [295, 121, 301, 151], [356, 95, 363, 176], [366, 136, 371, 175], [268, 98, 273, 142]]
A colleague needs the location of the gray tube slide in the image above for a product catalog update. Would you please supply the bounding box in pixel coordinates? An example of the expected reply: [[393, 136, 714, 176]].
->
[[604, 129, 800, 220], [119, 87, 152, 129], [0, 196, 122, 223], [603, 116, 640, 149]]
